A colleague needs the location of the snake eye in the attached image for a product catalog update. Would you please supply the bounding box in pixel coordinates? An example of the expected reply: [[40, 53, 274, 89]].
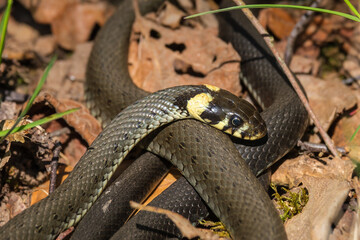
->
[[230, 115, 243, 127]]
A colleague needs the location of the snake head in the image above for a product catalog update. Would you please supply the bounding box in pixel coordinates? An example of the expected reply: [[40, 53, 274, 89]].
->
[[187, 85, 266, 140]]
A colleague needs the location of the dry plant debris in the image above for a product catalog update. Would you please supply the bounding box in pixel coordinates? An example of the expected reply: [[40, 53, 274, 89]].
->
[[0, 0, 359, 239], [130, 201, 227, 240]]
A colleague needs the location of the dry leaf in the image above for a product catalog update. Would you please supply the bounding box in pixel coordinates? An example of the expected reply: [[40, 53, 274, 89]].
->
[[157, 1, 185, 29], [2, 16, 39, 60], [51, 2, 110, 50], [143, 168, 181, 205], [32, 0, 72, 23], [31, 165, 73, 205], [2, 119, 33, 143], [272, 155, 354, 187], [0, 102, 17, 121], [284, 177, 350, 240], [332, 90, 360, 163], [37, 92, 101, 145], [34, 35, 56, 57], [129, 2, 241, 95], [44, 42, 92, 100], [298, 75, 357, 143], [258, 8, 296, 40]]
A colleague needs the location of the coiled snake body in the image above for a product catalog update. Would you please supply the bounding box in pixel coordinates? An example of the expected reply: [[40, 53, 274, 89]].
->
[[0, 0, 309, 239]]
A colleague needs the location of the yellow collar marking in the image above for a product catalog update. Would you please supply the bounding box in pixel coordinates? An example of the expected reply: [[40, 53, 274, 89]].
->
[[203, 84, 220, 92], [187, 93, 213, 121]]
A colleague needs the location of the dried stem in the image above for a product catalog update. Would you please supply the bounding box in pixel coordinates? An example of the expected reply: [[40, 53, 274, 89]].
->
[[234, 0, 340, 158], [285, 0, 323, 64], [49, 141, 62, 194]]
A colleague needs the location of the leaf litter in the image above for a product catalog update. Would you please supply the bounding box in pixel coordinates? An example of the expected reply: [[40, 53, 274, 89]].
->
[[0, 0, 359, 239]]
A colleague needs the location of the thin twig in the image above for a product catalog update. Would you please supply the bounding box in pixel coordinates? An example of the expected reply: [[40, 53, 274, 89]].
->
[[342, 74, 360, 86], [297, 140, 348, 156], [48, 127, 71, 138], [285, 0, 323, 65], [49, 141, 62, 194], [234, 0, 340, 158]]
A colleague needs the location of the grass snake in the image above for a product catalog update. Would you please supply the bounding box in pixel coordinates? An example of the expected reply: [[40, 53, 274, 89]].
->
[[0, 0, 309, 239]]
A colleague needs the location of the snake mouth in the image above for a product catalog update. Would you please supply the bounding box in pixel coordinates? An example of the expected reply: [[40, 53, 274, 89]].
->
[[234, 122, 267, 140]]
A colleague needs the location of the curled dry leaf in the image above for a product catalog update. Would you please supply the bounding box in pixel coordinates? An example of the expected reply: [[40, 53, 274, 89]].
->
[[2, 119, 33, 143], [289, 55, 320, 76], [0, 119, 33, 169], [25, 0, 114, 50], [34, 35, 56, 57], [284, 177, 350, 240], [6, 192, 29, 219], [272, 153, 354, 240], [35, 92, 101, 145], [298, 75, 357, 143], [129, 1, 241, 95]]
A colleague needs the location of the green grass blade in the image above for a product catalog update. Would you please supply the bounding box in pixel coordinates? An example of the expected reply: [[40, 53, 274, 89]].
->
[[344, 0, 360, 19], [350, 124, 360, 142], [0, 55, 57, 142], [0, 108, 79, 137], [0, 0, 13, 64], [20, 55, 57, 119], [185, 4, 360, 22]]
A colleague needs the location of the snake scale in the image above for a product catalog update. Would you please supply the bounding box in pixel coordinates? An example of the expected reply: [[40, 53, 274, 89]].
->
[[0, 0, 309, 239]]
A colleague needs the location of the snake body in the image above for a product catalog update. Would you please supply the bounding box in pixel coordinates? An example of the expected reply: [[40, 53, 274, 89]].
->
[[0, 0, 309, 239], [0, 84, 282, 240]]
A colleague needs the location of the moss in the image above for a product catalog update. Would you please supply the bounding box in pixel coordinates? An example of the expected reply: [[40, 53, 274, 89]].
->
[[271, 183, 309, 222], [198, 219, 231, 238]]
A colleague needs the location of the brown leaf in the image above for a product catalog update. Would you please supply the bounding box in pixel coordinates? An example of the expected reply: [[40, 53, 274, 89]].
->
[[298, 75, 357, 143], [44, 42, 92, 100], [289, 55, 320, 75], [2, 119, 33, 143], [51, 2, 111, 50], [30, 165, 73, 205], [34, 35, 56, 57], [2, 16, 39, 60], [7, 192, 30, 219], [157, 1, 185, 29], [32, 0, 73, 23], [284, 176, 350, 240], [332, 90, 360, 162], [143, 169, 181, 205], [272, 154, 354, 187], [38, 92, 102, 145], [129, 2, 241, 95], [258, 8, 296, 40]]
